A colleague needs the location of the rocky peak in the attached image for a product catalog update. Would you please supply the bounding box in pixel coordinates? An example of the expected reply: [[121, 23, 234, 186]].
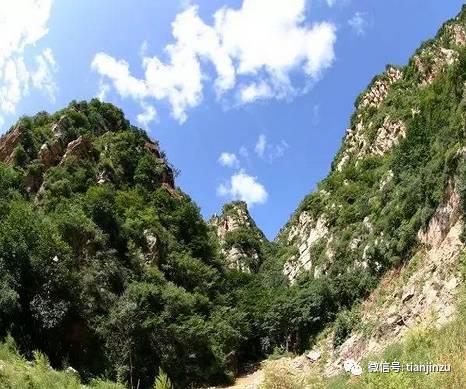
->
[[0, 100, 177, 199], [210, 201, 253, 238], [210, 201, 267, 272]]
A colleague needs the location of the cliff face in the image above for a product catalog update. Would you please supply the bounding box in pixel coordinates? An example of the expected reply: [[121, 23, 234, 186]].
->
[[210, 201, 267, 272], [276, 8, 466, 287]]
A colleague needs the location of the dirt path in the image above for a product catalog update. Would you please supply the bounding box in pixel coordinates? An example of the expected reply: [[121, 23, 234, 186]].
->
[[222, 368, 264, 389]]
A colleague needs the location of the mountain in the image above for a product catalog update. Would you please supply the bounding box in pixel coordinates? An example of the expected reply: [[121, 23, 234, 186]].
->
[[0, 99, 258, 388], [257, 4, 466, 387], [3, 5, 466, 389], [209, 201, 267, 273]]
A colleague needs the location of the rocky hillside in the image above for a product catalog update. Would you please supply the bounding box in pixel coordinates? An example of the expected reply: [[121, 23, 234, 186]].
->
[[278, 6, 466, 291], [0, 99, 263, 389], [3, 6, 466, 389], [263, 3, 466, 384], [209, 201, 267, 273]]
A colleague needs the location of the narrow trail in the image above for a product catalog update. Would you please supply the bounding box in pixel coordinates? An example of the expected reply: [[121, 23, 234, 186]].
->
[[223, 368, 264, 389]]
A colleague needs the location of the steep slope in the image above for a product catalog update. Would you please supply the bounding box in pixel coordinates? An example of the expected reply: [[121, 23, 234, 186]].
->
[[0, 99, 255, 389], [259, 4, 466, 386], [209, 201, 267, 272], [277, 5, 466, 301]]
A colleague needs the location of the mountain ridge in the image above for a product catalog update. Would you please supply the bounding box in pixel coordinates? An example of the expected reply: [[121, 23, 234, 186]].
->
[[2, 5, 466, 389]]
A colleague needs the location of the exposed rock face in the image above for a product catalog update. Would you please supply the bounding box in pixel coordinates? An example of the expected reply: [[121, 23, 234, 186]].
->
[[414, 46, 458, 86], [446, 23, 466, 46], [38, 140, 64, 169], [143, 229, 159, 264], [51, 115, 71, 139], [358, 67, 402, 110], [210, 201, 266, 272], [0, 125, 24, 164], [418, 182, 461, 247], [144, 141, 162, 158], [60, 136, 95, 164], [411, 21, 466, 87], [370, 117, 406, 155], [337, 116, 406, 171], [283, 213, 329, 283], [323, 184, 463, 377], [144, 140, 175, 189]]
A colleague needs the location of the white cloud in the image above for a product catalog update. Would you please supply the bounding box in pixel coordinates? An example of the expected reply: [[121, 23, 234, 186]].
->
[[325, 0, 350, 7], [0, 0, 56, 125], [239, 81, 274, 104], [348, 12, 367, 36], [254, 134, 289, 162], [217, 170, 268, 206], [218, 152, 239, 168], [139, 40, 149, 58], [91, 53, 147, 99], [96, 80, 110, 101], [31, 48, 58, 101], [267, 140, 289, 162], [239, 146, 249, 159], [92, 0, 337, 124], [137, 102, 157, 128], [255, 134, 267, 158]]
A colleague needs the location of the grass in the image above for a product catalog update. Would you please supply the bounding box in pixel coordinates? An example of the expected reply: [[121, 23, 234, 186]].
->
[[0, 336, 124, 389], [261, 286, 466, 389]]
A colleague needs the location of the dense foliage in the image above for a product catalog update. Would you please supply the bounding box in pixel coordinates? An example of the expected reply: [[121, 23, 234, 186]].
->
[[3, 7, 466, 388], [273, 6, 466, 351], [0, 100, 257, 388]]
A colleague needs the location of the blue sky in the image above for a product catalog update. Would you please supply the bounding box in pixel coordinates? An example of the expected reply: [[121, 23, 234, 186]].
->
[[0, 0, 464, 239]]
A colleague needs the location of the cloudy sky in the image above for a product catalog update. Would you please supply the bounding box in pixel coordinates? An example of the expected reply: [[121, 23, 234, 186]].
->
[[0, 0, 463, 238]]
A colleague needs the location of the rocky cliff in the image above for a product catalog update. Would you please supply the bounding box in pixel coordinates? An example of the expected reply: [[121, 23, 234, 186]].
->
[[209, 201, 267, 272], [264, 4, 466, 382], [277, 7, 466, 287]]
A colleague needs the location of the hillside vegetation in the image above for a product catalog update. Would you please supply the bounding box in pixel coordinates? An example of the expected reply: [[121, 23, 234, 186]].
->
[[2, 5, 466, 389]]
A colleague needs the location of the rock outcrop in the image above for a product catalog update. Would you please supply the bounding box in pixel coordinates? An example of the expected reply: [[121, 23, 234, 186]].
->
[[60, 136, 95, 164], [210, 201, 266, 272], [370, 117, 406, 156], [283, 213, 329, 283], [0, 125, 24, 164], [322, 183, 463, 377], [358, 67, 403, 110]]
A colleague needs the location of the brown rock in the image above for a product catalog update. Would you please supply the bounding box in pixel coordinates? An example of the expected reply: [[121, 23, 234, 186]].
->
[[60, 136, 95, 164], [144, 141, 162, 158], [38, 141, 64, 169], [0, 125, 24, 164]]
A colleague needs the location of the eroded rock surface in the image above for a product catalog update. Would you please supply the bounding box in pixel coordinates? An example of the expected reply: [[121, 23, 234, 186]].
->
[[210, 201, 266, 272], [322, 184, 464, 376]]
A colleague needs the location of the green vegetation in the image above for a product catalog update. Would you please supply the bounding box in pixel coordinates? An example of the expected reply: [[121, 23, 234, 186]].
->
[[273, 4, 466, 356], [3, 6, 466, 389], [0, 336, 123, 389], [0, 100, 257, 388]]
